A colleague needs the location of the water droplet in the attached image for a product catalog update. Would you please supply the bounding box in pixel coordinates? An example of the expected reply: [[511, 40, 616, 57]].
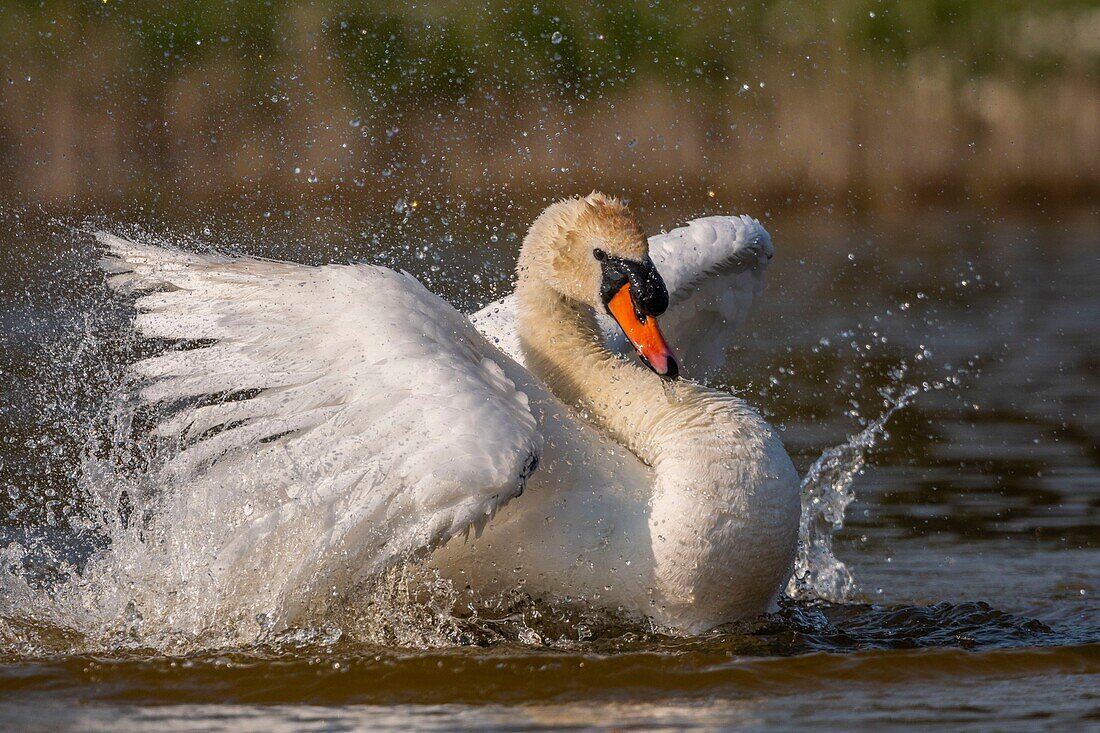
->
[[550, 31, 563, 45], [350, 117, 361, 128]]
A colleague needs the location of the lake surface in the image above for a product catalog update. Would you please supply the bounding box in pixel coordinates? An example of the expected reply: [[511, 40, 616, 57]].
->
[[0, 202, 1096, 730]]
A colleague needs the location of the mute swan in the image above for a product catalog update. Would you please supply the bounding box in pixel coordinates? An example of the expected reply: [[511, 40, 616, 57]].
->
[[96, 193, 799, 635]]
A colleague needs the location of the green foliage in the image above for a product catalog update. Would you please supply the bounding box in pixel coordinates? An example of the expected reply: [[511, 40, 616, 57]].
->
[[2, 0, 1093, 102]]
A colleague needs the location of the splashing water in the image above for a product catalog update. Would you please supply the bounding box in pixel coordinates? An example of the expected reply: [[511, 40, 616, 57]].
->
[[782, 343, 970, 602], [787, 382, 920, 601]]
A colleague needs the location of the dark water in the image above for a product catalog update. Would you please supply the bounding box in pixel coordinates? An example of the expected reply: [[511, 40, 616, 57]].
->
[[0, 202, 1097, 730]]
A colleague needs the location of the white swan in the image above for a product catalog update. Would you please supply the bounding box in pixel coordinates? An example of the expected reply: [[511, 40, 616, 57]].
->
[[96, 193, 799, 635]]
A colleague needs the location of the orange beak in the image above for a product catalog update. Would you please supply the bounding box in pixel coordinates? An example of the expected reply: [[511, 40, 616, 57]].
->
[[606, 282, 679, 378]]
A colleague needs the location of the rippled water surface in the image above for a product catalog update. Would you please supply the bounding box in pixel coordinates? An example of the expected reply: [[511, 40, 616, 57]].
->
[[0, 204, 1096, 730]]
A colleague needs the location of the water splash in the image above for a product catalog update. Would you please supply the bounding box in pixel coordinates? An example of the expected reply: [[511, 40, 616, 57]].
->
[[786, 382, 919, 601], [785, 357, 966, 602]]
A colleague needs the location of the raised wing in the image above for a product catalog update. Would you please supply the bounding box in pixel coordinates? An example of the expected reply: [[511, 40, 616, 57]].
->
[[98, 233, 541, 631], [472, 215, 773, 382], [646, 215, 773, 380]]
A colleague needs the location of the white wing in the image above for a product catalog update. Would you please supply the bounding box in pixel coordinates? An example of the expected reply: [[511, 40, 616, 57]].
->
[[472, 215, 773, 382], [470, 295, 523, 360], [98, 233, 541, 630], [646, 215, 773, 380]]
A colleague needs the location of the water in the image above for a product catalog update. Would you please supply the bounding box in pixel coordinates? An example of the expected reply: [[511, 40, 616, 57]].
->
[[0, 203, 1097, 729]]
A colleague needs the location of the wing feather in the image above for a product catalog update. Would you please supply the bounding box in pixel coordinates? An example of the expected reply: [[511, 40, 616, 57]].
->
[[97, 232, 541, 630], [646, 215, 774, 380]]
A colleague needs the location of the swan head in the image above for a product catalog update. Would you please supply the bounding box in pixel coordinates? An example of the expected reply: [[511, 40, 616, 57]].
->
[[519, 192, 679, 378]]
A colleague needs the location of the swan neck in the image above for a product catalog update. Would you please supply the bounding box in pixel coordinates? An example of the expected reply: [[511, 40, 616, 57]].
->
[[516, 278, 669, 462]]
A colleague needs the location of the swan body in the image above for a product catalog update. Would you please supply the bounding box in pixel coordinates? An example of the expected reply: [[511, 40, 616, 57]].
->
[[97, 193, 799, 634]]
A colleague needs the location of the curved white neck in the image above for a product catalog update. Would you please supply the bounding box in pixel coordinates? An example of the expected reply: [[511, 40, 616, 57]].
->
[[515, 277, 676, 465]]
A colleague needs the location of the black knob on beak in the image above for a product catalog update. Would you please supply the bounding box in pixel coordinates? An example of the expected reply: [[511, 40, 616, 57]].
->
[[598, 254, 669, 317]]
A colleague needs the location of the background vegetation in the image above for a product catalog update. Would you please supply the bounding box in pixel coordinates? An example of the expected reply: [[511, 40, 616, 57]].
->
[[0, 0, 1097, 214]]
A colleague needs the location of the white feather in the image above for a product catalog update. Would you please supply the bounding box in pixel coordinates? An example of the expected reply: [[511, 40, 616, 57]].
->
[[647, 215, 773, 380], [97, 232, 541, 627]]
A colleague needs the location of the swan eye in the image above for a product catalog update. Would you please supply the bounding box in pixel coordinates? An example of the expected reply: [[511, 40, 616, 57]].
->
[[593, 248, 607, 261]]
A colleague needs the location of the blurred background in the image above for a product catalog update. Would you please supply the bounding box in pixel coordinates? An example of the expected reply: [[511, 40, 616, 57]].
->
[[0, 0, 1097, 218], [0, 6, 1097, 724], [0, 0, 1097, 579]]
